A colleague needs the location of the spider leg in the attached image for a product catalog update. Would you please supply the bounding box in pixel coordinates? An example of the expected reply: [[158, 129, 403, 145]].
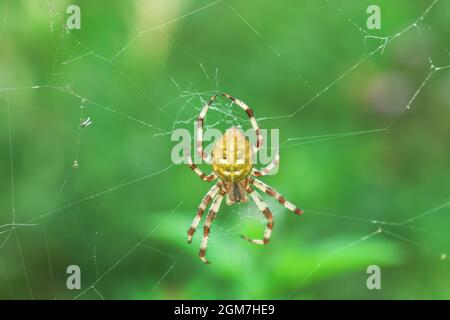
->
[[252, 150, 280, 177], [187, 153, 217, 182], [241, 186, 274, 245], [221, 93, 263, 152], [197, 93, 263, 161], [187, 183, 220, 243], [199, 191, 225, 264], [196, 94, 218, 163], [250, 177, 304, 215]]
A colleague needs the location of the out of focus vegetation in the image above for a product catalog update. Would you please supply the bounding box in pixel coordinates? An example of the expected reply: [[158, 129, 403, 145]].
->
[[0, 0, 449, 299]]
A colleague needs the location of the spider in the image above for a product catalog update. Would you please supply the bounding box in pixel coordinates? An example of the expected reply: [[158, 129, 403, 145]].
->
[[186, 93, 303, 264]]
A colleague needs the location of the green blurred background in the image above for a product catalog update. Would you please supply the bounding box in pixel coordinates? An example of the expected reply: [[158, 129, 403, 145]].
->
[[0, 0, 449, 299]]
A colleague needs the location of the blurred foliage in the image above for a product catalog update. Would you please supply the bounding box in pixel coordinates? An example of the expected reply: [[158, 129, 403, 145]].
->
[[0, 0, 449, 299]]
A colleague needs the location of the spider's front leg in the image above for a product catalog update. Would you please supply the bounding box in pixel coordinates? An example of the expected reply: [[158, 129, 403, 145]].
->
[[252, 151, 279, 177], [241, 186, 274, 245], [196, 94, 218, 163], [187, 183, 220, 243], [199, 191, 225, 264], [186, 153, 217, 182]]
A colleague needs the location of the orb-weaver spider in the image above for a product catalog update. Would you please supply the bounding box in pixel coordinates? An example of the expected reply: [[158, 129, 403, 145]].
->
[[186, 93, 303, 263]]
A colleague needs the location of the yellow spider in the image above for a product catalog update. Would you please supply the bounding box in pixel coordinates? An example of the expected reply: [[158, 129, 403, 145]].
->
[[186, 93, 303, 263]]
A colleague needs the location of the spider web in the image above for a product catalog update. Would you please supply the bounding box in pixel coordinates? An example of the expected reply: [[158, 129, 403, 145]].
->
[[0, 0, 449, 299]]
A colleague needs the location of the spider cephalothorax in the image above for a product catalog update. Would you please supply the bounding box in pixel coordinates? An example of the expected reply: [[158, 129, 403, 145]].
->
[[186, 93, 303, 264]]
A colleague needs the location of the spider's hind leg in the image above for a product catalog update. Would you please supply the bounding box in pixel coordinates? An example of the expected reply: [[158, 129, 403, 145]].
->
[[187, 183, 220, 243], [199, 191, 225, 264], [250, 178, 304, 215], [241, 186, 274, 245]]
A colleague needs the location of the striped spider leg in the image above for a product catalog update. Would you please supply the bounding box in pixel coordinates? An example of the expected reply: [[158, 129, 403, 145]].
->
[[252, 151, 280, 177], [187, 183, 220, 243], [241, 185, 274, 245], [199, 189, 226, 264], [186, 152, 217, 182], [196, 93, 263, 163], [250, 177, 304, 216]]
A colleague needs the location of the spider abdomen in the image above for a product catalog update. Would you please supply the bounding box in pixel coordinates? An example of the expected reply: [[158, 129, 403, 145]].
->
[[211, 127, 253, 182]]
